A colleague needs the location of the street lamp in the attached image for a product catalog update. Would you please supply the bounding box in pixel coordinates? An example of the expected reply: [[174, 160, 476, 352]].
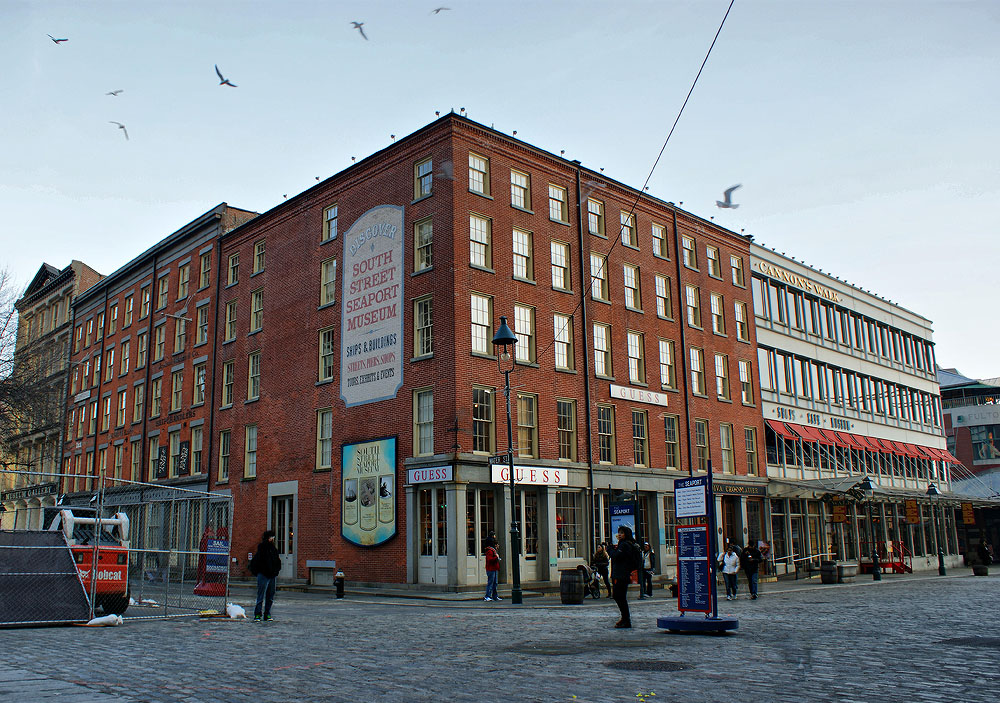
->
[[491, 316, 522, 605], [859, 476, 882, 581], [926, 483, 947, 576]]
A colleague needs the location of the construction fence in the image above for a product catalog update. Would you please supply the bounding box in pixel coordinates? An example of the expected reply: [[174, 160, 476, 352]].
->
[[0, 470, 233, 627]]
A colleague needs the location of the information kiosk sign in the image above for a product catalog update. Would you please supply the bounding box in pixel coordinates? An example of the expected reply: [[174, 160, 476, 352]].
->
[[676, 524, 713, 613]]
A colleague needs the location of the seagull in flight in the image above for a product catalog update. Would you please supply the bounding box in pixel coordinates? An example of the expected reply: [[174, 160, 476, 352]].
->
[[109, 121, 129, 140], [47, 34, 68, 44], [351, 21, 368, 40], [105, 89, 123, 97], [431, 7, 450, 13], [716, 184, 742, 209], [214, 64, 237, 87]]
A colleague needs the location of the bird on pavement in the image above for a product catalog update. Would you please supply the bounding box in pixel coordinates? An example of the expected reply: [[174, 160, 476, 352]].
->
[[109, 121, 129, 140], [214, 64, 237, 87], [351, 21, 368, 40], [105, 90, 123, 96], [716, 184, 742, 209], [47, 34, 68, 44]]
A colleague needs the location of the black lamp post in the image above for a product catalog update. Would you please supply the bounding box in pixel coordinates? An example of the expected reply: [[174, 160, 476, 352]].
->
[[926, 483, 947, 576], [492, 316, 522, 605], [859, 476, 881, 581]]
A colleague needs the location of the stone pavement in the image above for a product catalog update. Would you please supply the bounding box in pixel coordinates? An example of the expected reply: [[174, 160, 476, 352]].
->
[[1, 569, 998, 702]]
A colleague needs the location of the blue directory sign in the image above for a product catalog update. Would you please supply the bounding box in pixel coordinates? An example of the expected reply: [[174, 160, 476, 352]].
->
[[677, 524, 713, 612], [610, 502, 635, 537]]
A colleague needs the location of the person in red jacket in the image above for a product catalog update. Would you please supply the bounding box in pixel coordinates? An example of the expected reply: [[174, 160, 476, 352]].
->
[[484, 533, 501, 601]]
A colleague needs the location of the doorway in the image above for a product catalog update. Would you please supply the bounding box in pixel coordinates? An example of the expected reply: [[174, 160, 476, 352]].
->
[[514, 489, 539, 581], [465, 487, 496, 584], [270, 495, 295, 579], [417, 487, 449, 584]]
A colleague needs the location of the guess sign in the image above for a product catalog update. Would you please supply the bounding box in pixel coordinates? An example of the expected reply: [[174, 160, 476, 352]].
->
[[407, 466, 453, 484]]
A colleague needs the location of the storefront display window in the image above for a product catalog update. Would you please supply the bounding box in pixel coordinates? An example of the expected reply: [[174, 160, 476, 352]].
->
[[555, 491, 582, 559]]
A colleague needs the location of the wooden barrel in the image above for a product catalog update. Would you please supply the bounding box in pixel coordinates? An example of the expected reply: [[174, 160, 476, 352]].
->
[[559, 569, 585, 604]]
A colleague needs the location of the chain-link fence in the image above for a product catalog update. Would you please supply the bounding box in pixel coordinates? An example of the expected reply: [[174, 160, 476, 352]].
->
[[0, 470, 233, 627]]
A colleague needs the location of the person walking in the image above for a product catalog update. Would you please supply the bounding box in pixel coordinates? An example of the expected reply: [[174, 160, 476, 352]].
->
[[484, 535, 501, 601], [250, 529, 281, 622], [639, 542, 655, 599], [591, 542, 612, 597], [609, 526, 640, 628], [741, 541, 763, 600], [718, 543, 740, 601]]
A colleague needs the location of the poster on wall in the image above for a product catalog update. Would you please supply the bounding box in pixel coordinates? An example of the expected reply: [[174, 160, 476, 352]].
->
[[341, 437, 396, 547], [340, 204, 405, 408]]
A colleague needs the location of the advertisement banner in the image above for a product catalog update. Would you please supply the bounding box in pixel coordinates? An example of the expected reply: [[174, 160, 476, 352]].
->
[[340, 205, 405, 407], [905, 499, 920, 525], [342, 437, 396, 547], [962, 502, 976, 525], [831, 501, 848, 524], [610, 502, 635, 537]]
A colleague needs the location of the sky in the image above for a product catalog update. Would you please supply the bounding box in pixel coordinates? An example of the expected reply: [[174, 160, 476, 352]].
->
[[1, 1, 997, 377]]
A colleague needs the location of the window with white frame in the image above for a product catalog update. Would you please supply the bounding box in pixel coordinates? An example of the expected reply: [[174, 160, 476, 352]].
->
[[745, 427, 757, 475], [414, 389, 433, 456], [513, 228, 533, 280], [169, 431, 180, 476], [735, 301, 749, 341], [554, 313, 574, 371], [624, 264, 641, 310], [710, 293, 726, 335], [730, 255, 745, 286], [517, 393, 538, 458], [109, 304, 118, 334], [469, 153, 489, 195], [323, 204, 338, 242], [471, 294, 492, 355], [178, 264, 190, 299], [664, 415, 680, 469], [632, 410, 649, 467], [557, 399, 576, 461], [225, 301, 237, 341], [627, 331, 645, 384], [250, 289, 263, 332], [171, 370, 183, 411], [317, 409, 333, 470], [587, 199, 605, 236], [658, 339, 676, 389], [173, 319, 186, 353], [218, 430, 230, 481], [120, 341, 130, 375], [690, 347, 706, 395], [551, 241, 570, 290], [472, 386, 494, 453], [253, 240, 265, 274], [414, 218, 432, 272], [321, 259, 337, 306], [247, 351, 260, 400], [685, 285, 701, 327], [244, 425, 258, 479], [470, 214, 492, 268], [597, 404, 615, 463], [199, 252, 211, 289], [196, 306, 209, 345], [222, 360, 234, 406], [652, 222, 668, 258], [548, 185, 568, 222], [157, 276, 169, 309], [116, 390, 127, 427], [415, 158, 433, 199], [715, 353, 730, 400], [414, 296, 433, 357], [319, 327, 336, 381], [510, 169, 530, 209], [682, 235, 697, 269], [620, 211, 637, 247], [193, 363, 206, 405], [655, 274, 672, 318], [133, 384, 144, 423], [739, 359, 753, 404], [593, 323, 612, 377], [590, 253, 608, 301], [228, 253, 239, 285], [513, 304, 535, 363], [124, 296, 134, 327], [191, 426, 203, 474], [720, 423, 734, 473], [707, 246, 721, 278], [694, 418, 709, 471]]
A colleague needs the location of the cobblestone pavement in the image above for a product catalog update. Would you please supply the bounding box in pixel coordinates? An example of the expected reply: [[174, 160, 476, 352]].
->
[[1, 571, 998, 702]]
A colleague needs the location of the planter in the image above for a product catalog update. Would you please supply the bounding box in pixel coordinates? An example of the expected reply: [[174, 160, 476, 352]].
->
[[838, 562, 858, 583]]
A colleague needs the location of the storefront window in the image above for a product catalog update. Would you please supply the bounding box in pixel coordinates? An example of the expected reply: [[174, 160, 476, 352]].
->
[[555, 491, 582, 559], [663, 495, 676, 550], [467, 489, 477, 556], [770, 499, 787, 566], [921, 505, 935, 556], [419, 488, 433, 556]]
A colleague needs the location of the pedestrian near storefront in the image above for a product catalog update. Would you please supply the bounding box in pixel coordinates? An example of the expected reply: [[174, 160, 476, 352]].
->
[[609, 526, 641, 628], [591, 542, 612, 597], [718, 543, 740, 601], [484, 535, 501, 601], [639, 542, 655, 599], [741, 542, 763, 599], [250, 530, 281, 621]]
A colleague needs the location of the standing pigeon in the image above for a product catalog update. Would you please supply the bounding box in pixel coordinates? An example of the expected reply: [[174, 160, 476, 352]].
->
[[214, 64, 237, 87], [351, 22, 368, 40], [47, 34, 68, 44], [109, 121, 129, 140], [716, 184, 742, 209]]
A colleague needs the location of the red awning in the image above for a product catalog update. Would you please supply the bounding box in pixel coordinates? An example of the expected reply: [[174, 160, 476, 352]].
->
[[836, 431, 864, 450], [766, 420, 801, 440], [854, 435, 880, 452], [944, 451, 962, 465], [789, 423, 827, 443], [818, 428, 846, 446], [899, 442, 923, 459], [890, 440, 910, 456], [914, 445, 936, 460], [874, 438, 896, 453]]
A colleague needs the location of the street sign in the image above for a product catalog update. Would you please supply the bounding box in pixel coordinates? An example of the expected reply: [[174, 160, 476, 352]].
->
[[674, 476, 708, 518], [488, 453, 512, 465]]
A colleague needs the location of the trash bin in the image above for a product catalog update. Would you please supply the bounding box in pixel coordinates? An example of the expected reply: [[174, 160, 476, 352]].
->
[[820, 560, 838, 584], [559, 568, 585, 604]]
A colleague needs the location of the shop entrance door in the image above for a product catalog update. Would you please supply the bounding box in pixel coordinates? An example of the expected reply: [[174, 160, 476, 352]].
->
[[417, 487, 448, 585], [514, 489, 539, 581], [790, 515, 805, 569], [465, 487, 496, 584], [270, 496, 295, 579], [721, 497, 740, 547]]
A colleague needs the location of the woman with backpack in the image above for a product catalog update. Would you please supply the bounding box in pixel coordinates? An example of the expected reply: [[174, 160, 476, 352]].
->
[[608, 525, 641, 628]]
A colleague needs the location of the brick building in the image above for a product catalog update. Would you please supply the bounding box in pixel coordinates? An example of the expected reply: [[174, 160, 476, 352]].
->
[[213, 114, 762, 589]]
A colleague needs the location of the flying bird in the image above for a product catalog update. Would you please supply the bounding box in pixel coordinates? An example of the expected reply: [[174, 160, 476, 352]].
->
[[105, 90, 123, 97], [214, 64, 237, 87], [351, 22, 368, 40], [716, 184, 742, 209], [109, 121, 129, 140], [431, 7, 450, 14], [47, 34, 68, 44]]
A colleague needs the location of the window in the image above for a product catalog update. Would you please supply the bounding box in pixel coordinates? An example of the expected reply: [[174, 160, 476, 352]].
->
[[218, 430, 231, 481], [150, 378, 161, 418], [250, 289, 263, 332], [470, 294, 493, 355], [707, 246, 721, 278], [690, 347, 706, 395], [253, 240, 265, 274], [590, 253, 608, 301], [694, 419, 709, 472], [510, 169, 530, 209], [102, 396, 111, 431], [710, 293, 726, 335], [626, 411, 646, 468], [627, 331, 645, 384], [319, 325, 338, 379], [587, 199, 605, 236], [323, 205, 338, 242], [597, 405, 616, 464], [548, 185, 568, 222], [227, 253, 239, 286], [321, 259, 337, 306], [557, 399, 576, 461], [171, 370, 184, 411], [130, 439, 141, 480], [685, 285, 701, 327], [85, 319, 93, 347], [739, 360, 753, 404], [147, 437, 159, 481], [199, 252, 211, 289], [715, 354, 730, 400], [222, 360, 235, 406], [74, 325, 82, 352], [512, 228, 533, 280], [731, 255, 745, 286], [317, 409, 333, 470], [133, 384, 144, 423], [655, 275, 672, 319], [123, 296, 133, 327], [191, 427, 203, 474], [555, 491, 583, 558], [745, 427, 757, 475], [649, 224, 669, 259], [169, 430, 181, 477], [153, 325, 165, 361], [177, 264, 190, 299], [682, 235, 697, 269], [513, 304, 535, 364], [244, 425, 258, 479], [620, 211, 637, 247], [193, 363, 206, 405], [157, 276, 169, 309], [90, 400, 98, 434], [196, 306, 209, 345], [720, 423, 734, 473], [247, 352, 260, 400], [105, 349, 115, 382], [116, 390, 127, 427], [516, 393, 538, 458], [173, 318, 186, 353], [109, 305, 118, 335], [414, 158, 433, 199], [664, 415, 680, 469], [414, 218, 432, 272], [225, 301, 237, 341], [52, 302, 60, 330], [414, 297, 433, 358], [468, 153, 489, 195], [735, 302, 749, 342], [414, 389, 433, 456], [658, 339, 676, 389], [550, 241, 570, 290], [554, 314, 574, 371], [470, 214, 492, 268], [593, 323, 612, 377], [92, 355, 101, 387], [140, 286, 151, 319], [96, 313, 104, 341], [137, 331, 147, 368], [472, 387, 495, 453]]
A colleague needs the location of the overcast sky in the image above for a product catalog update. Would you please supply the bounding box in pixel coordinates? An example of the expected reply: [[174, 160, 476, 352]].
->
[[2, 1, 997, 377]]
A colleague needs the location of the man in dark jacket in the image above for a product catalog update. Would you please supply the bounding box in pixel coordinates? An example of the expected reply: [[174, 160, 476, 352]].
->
[[250, 530, 282, 621], [639, 542, 656, 599], [740, 542, 763, 600], [608, 526, 640, 628]]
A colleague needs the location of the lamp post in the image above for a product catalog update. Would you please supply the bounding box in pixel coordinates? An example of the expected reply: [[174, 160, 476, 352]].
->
[[926, 483, 947, 576], [492, 316, 522, 605], [859, 476, 881, 581]]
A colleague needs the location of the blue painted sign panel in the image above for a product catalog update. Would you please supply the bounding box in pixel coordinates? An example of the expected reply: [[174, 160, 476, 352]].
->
[[610, 502, 635, 537], [677, 524, 712, 613]]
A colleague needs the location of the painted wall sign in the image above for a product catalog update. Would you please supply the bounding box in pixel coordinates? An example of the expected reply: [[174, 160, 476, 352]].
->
[[490, 465, 569, 486], [341, 437, 396, 547], [756, 261, 842, 303], [609, 383, 669, 407], [406, 466, 453, 484], [340, 205, 405, 407], [712, 482, 767, 497]]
